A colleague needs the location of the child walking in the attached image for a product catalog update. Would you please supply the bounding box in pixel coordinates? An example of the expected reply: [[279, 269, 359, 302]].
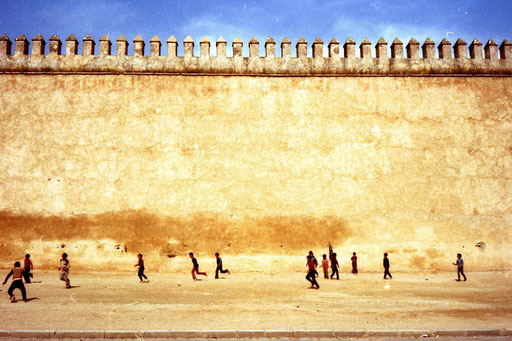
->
[[306, 255, 320, 289], [135, 254, 149, 283], [215, 252, 230, 279], [189, 252, 207, 280], [452, 253, 467, 281], [351, 252, 358, 275], [58, 253, 71, 288], [383, 253, 392, 279], [321, 254, 329, 279], [3, 261, 27, 302], [23, 254, 34, 283], [330, 253, 339, 280]]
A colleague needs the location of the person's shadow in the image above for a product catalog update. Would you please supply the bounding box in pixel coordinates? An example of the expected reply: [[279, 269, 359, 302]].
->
[[12, 297, 39, 303]]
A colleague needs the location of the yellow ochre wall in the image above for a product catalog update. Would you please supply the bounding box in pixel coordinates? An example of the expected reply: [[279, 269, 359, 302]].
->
[[0, 74, 511, 272]]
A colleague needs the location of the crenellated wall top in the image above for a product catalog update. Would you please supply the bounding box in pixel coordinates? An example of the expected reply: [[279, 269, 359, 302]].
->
[[0, 33, 511, 76]]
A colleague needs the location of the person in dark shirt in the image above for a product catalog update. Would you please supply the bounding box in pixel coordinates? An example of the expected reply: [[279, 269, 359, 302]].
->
[[23, 254, 34, 283], [305, 255, 320, 289], [351, 252, 358, 275], [189, 252, 207, 280], [383, 253, 392, 279], [452, 253, 467, 281], [134, 254, 149, 283], [330, 253, 339, 280], [214, 252, 230, 279], [3, 261, 27, 302]]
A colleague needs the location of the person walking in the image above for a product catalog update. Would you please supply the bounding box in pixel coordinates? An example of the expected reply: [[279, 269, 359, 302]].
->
[[383, 253, 392, 279], [58, 253, 71, 288], [330, 253, 339, 280], [134, 254, 149, 283], [452, 253, 467, 281]]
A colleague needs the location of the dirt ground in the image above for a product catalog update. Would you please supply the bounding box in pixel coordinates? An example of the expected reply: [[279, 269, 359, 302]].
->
[[1, 270, 511, 331]]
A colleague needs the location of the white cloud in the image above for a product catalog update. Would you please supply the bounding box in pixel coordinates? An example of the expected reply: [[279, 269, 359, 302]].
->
[[330, 16, 467, 57], [376, 23, 452, 44], [332, 17, 460, 46], [180, 17, 267, 56]]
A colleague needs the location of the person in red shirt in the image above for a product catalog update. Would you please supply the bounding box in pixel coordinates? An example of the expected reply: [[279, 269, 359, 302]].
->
[[23, 254, 34, 283], [305, 255, 320, 289], [321, 254, 329, 279], [134, 254, 149, 283]]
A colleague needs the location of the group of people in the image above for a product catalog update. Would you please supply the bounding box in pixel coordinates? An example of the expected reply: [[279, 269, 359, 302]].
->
[[3, 250, 467, 302], [134, 252, 231, 283], [305, 250, 361, 289], [2, 253, 70, 302], [304, 251, 467, 289]]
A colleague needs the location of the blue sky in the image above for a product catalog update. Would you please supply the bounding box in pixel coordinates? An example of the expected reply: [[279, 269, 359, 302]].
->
[[1, 0, 511, 57]]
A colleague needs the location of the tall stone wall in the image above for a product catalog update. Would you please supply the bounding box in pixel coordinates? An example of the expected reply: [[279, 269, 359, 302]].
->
[[0, 34, 511, 272]]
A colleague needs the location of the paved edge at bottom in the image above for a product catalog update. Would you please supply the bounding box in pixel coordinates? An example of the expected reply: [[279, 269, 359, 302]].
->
[[0, 329, 510, 338]]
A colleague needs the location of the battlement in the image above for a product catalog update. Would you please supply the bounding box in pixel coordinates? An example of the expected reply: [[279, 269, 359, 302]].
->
[[1, 34, 511, 75]]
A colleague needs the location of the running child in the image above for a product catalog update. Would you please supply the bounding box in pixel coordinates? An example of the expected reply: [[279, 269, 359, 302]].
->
[[383, 253, 392, 279], [351, 252, 358, 275], [189, 252, 207, 280], [23, 254, 34, 283], [134, 254, 149, 283], [215, 252, 230, 279], [330, 253, 339, 280], [58, 253, 71, 288], [306, 255, 320, 289], [3, 261, 27, 302], [321, 254, 329, 279], [452, 253, 467, 281]]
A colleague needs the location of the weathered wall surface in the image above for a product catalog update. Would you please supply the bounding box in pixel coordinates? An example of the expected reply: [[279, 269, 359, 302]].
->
[[0, 74, 512, 270], [1, 72, 511, 272]]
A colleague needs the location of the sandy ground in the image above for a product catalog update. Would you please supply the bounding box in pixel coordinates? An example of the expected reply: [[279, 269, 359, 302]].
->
[[4, 339, 512, 341], [1, 270, 511, 331]]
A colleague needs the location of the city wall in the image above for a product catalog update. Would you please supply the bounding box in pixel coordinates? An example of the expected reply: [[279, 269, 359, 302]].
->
[[0, 34, 511, 272]]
